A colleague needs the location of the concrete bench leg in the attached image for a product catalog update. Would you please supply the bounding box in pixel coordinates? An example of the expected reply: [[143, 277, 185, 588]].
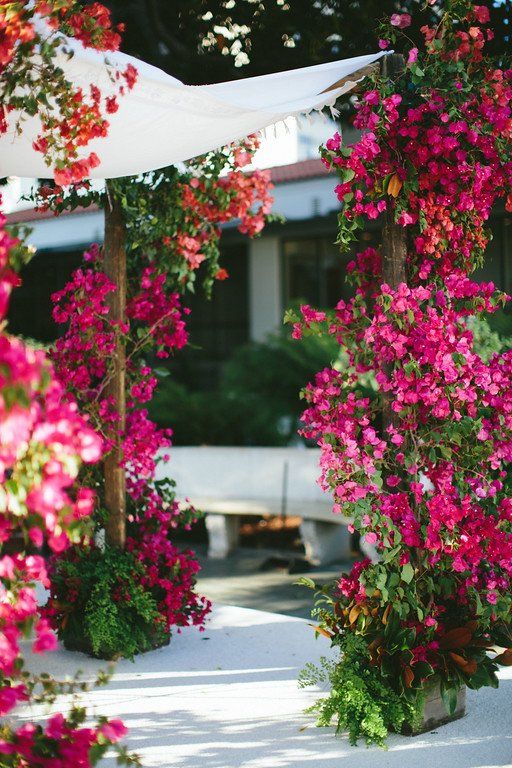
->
[[205, 514, 240, 559], [300, 520, 351, 566]]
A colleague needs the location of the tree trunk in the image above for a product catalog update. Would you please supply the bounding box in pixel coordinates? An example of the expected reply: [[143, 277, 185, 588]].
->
[[381, 54, 407, 430], [103, 184, 127, 548], [382, 216, 407, 289]]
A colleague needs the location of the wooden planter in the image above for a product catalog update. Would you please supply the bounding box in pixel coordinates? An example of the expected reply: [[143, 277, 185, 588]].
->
[[401, 682, 466, 736]]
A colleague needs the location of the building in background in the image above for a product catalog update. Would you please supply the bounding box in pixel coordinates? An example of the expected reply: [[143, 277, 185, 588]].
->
[[6, 115, 512, 390]]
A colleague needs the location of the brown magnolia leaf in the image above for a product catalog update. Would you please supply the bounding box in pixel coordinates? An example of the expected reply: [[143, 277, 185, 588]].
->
[[438, 626, 473, 650], [494, 648, 512, 666], [349, 605, 361, 625], [382, 603, 392, 626], [309, 624, 333, 640], [387, 173, 403, 198], [449, 651, 467, 667], [473, 638, 494, 648], [368, 635, 384, 651], [464, 659, 477, 675], [448, 652, 476, 674], [403, 665, 414, 688]]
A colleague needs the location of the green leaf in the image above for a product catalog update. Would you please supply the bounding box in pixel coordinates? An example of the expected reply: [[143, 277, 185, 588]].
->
[[341, 167, 355, 183], [467, 664, 499, 690], [440, 682, 459, 715], [376, 571, 388, 591], [401, 563, 414, 584], [382, 545, 401, 563], [296, 577, 316, 590]]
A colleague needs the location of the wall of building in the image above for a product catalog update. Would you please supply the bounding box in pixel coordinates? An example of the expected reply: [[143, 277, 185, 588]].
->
[[23, 211, 104, 251], [249, 236, 282, 342], [271, 176, 337, 221]]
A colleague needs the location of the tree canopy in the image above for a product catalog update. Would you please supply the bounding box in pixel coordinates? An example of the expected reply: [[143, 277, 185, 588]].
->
[[102, 1, 511, 84]]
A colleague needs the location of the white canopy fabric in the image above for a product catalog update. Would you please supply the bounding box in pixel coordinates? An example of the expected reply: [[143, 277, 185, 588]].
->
[[0, 23, 385, 179]]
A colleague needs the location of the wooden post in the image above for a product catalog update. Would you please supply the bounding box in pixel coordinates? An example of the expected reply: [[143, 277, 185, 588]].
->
[[103, 183, 127, 548], [381, 54, 407, 429]]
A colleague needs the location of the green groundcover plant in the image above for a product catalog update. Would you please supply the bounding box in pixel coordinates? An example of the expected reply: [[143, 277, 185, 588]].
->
[[47, 546, 165, 660], [292, 0, 512, 746]]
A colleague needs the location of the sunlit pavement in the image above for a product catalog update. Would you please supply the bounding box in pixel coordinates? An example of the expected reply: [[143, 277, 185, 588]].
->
[[21, 604, 512, 768]]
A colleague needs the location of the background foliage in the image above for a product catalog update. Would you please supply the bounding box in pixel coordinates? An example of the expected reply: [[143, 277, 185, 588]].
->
[[100, 0, 512, 83]]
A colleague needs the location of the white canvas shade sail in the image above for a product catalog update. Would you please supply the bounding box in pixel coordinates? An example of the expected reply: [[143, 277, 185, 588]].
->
[[0, 22, 385, 179]]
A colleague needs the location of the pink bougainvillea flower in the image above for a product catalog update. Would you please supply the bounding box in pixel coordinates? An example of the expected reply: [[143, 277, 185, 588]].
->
[[407, 47, 419, 64], [390, 13, 412, 28]]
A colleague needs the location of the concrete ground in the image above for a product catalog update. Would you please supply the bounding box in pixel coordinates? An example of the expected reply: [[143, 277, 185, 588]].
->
[[26, 535, 511, 766], [194, 544, 353, 619], [22, 604, 512, 768]]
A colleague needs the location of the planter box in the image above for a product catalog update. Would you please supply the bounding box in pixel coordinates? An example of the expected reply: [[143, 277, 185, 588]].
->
[[402, 682, 466, 736], [62, 630, 170, 660]]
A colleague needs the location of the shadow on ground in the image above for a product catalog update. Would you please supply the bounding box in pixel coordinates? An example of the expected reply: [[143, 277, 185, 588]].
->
[[22, 605, 512, 768]]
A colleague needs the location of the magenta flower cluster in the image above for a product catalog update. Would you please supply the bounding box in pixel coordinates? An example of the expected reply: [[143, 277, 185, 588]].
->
[[47, 243, 211, 632], [45, 135, 274, 640]]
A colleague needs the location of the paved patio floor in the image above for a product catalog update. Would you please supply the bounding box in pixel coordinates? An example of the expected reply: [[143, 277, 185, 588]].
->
[[22, 604, 512, 768]]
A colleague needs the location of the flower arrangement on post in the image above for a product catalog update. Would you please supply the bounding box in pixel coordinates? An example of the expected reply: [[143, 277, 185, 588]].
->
[[38, 139, 275, 659], [292, 0, 512, 746]]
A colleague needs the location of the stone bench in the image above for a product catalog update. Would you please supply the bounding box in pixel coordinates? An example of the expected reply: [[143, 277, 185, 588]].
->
[[155, 446, 351, 565]]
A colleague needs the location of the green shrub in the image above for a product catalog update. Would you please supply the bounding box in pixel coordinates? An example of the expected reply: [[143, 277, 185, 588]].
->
[[46, 546, 166, 660], [299, 634, 419, 747], [149, 330, 343, 445], [466, 314, 511, 361], [149, 317, 510, 446]]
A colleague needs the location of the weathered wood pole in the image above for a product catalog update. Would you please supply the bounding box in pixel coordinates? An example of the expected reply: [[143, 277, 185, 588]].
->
[[103, 182, 127, 548], [381, 53, 407, 430]]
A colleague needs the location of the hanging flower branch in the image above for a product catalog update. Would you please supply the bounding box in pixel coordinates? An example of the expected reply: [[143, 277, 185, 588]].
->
[[293, 0, 512, 746], [0, 0, 137, 183]]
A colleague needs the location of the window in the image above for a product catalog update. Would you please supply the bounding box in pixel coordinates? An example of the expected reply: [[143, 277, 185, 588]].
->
[[8, 248, 85, 343], [283, 216, 512, 313], [474, 213, 511, 292], [283, 232, 378, 309], [171, 242, 249, 389]]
